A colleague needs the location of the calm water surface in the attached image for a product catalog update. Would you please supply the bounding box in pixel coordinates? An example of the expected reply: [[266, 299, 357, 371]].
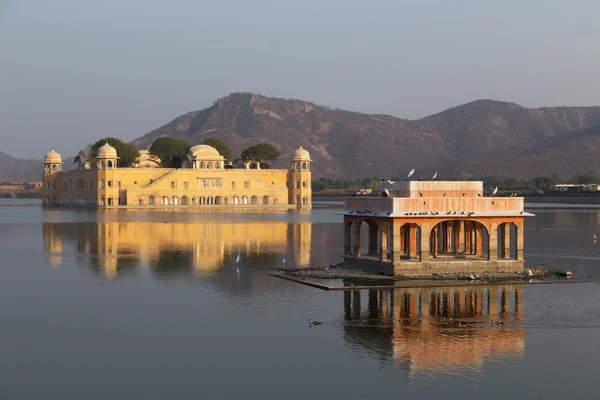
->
[[0, 199, 599, 399]]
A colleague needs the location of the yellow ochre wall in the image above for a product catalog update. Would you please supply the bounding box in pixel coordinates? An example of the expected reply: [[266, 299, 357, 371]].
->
[[43, 166, 311, 208]]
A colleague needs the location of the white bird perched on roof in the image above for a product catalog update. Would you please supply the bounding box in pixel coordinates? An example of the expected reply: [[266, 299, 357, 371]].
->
[[387, 180, 395, 185], [492, 187, 498, 196], [384, 187, 390, 197], [406, 169, 415, 180], [432, 171, 438, 180]]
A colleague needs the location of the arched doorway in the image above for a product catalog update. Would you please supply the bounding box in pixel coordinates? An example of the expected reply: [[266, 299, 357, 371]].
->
[[398, 223, 422, 261], [429, 220, 489, 260], [497, 222, 517, 260]]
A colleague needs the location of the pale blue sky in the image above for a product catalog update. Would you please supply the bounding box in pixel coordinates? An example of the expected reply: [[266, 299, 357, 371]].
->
[[1, 0, 599, 159]]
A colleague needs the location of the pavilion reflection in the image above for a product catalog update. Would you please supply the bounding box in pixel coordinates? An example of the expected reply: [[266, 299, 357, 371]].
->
[[343, 284, 525, 377], [42, 221, 312, 278]]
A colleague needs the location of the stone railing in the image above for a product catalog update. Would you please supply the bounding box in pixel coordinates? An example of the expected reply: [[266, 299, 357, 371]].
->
[[345, 196, 524, 214]]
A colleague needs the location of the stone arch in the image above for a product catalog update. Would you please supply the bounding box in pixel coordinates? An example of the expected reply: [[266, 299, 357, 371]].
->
[[301, 162, 307, 170], [162, 196, 169, 206], [262, 195, 269, 205], [251, 195, 258, 205], [215, 196, 222, 205], [242, 195, 249, 205], [398, 222, 422, 261], [172, 196, 179, 206], [139, 198, 145, 206], [181, 195, 189, 205], [51, 165, 58, 172], [232, 196, 239, 205], [429, 219, 489, 260], [107, 160, 113, 168], [149, 195, 155, 205], [354, 219, 379, 257]]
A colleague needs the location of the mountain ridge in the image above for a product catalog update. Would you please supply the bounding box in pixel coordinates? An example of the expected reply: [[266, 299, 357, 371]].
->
[[6, 93, 600, 182]]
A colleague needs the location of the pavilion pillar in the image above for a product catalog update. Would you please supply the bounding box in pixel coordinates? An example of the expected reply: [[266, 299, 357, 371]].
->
[[489, 223, 498, 261], [458, 221, 465, 253], [380, 223, 389, 261], [421, 223, 430, 260], [344, 221, 352, 255], [476, 224, 484, 257], [465, 221, 473, 254], [409, 225, 418, 259], [392, 223, 403, 264], [353, 224, 361, 257], [516, 222, 524, 261], [503, 223, 511, 259], [453, 221, 460, 255], [431, 225, 438, 258], [445, 222, 452, 252]]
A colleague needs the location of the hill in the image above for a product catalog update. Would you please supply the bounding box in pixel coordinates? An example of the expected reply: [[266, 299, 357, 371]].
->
[[133, 93, 600, 180], [6, 93, 600, 182], [0, 151, 42, 182]]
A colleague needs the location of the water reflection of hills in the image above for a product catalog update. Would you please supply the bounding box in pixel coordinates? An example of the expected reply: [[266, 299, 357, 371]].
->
[[343, 285, 525, 377], [43, 221, 315, 278]]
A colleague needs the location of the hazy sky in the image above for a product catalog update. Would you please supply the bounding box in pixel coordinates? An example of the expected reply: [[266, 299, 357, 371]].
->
[[1, 0, 599, 159]]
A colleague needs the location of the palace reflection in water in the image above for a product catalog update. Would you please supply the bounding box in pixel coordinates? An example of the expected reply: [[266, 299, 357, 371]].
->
[[43, 221, 313, 278], [343, 285, 524, 377]]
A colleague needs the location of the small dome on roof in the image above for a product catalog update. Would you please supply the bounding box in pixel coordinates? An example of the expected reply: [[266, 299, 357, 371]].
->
[[96, 142, 119, 159], [188, 144, 223, 160], [292, 146, 311, 160], [44, 148, 62, 163]]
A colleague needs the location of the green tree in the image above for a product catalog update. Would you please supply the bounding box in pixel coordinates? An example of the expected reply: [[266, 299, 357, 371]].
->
[[91, 137, 140, 167], [202, 138, 233, 164], [533, 176, 555, 191], [149, 137, 190, 168], [240, 143, 280, 166]]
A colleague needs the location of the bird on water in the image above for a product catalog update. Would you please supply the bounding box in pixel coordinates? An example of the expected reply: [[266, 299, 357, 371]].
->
[[309, 319, 322, 325]]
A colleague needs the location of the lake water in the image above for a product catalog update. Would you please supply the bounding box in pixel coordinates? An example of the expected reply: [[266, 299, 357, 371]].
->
[[0, 199, 599, 399]]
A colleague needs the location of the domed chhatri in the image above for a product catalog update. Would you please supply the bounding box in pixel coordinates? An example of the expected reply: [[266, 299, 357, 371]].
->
[[42, 142, 312, 209], [187, 144, 225, 170], [44, 148, 63, 164], [292, 146, 311, 161], [96, 142, 119, 159]]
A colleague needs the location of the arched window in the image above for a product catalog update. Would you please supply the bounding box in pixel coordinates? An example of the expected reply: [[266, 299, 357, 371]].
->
[[273, 198, 278, 205], [139, 199, 145, 206], [51, 165, 57, 172], [162, 196, 169, 205], [263, 195, 269, 205], [181, 196, 189, 205], [251, 195, 258, 205], [301, 162, 307, 170], [172, 196, 179, 205], [107, 160, 113, 168], [207, 161, 213, 169], [148, 195, 155, 205], [242, 196, 249, 205], [232, 196, 239, 205], [200, 161, 205, 169], [215, 196, 222, 205]]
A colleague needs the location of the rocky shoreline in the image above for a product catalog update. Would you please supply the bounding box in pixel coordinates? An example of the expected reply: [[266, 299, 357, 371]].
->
[[271, 264, 566, 283]]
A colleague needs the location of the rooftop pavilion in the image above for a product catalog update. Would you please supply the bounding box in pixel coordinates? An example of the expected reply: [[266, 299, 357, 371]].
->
[[343, 180, 533, 276]]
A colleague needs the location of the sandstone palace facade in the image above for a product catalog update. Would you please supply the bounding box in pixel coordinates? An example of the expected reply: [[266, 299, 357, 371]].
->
[[42, 143, 312, 209]]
